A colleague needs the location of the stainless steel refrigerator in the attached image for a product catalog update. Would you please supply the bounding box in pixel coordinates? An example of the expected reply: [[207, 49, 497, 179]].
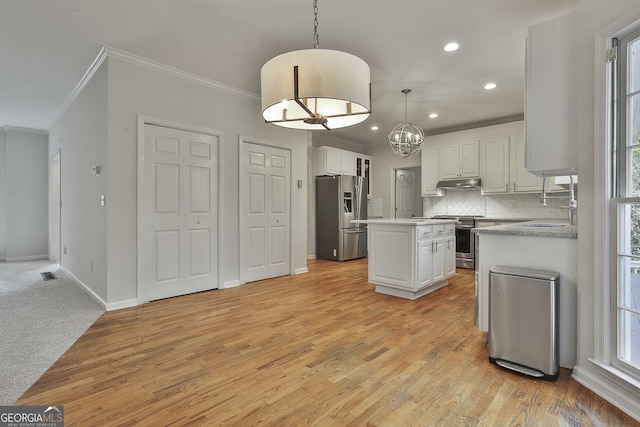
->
[[316, 175, 368, 261]]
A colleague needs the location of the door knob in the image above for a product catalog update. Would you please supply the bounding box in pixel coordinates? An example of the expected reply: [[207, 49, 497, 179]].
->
[[197, 220, 201, 224]]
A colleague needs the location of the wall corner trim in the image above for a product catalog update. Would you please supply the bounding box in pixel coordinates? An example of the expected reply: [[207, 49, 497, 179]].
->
[[60, 266, 108, 310], [48, 47, 109, 129]]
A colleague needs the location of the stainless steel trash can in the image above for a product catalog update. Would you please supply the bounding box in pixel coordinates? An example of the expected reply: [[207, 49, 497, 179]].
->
[[488, 265, 560, 381]]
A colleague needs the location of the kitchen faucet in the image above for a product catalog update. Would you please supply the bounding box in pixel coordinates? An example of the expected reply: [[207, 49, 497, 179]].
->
[[540, 176, 577, 226]]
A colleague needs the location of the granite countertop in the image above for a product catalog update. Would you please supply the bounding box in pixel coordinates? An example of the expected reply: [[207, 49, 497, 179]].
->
[[473, 219, 577, 238], [352, 218, 457, 226], [475, 218, 534, 223]]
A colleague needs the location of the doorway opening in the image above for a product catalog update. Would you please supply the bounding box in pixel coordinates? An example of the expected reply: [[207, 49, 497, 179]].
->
[[394, 166, 423, 218]]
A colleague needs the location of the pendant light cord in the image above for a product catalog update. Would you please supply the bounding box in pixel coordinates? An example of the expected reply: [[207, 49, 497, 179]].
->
[[313, 0, 319, 49]]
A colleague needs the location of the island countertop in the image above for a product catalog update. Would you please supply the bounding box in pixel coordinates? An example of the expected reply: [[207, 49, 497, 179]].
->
[[473, 219, 577, 239], [352, 218, 457, 226]]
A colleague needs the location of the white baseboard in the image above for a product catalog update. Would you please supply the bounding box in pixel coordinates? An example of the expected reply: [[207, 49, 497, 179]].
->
[[295, 267, 309, 274], [307, 255, 317, 259], [572, 364, 640, 423], [60, 267, 138, 312], [5, 254, 49, 262], [223, 280, 241, 289], [105, 299, 138, 311]]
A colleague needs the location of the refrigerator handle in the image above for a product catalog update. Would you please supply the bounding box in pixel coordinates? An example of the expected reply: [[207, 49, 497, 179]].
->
[[354, 178, 361, 220]]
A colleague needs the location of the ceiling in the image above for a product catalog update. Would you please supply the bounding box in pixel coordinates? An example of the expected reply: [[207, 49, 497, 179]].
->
[[0, 0, 576, 147]]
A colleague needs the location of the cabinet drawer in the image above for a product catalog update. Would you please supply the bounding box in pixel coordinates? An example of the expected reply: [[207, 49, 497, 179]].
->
[[433, 225, 446, 238], [445, 224, 455, 236], [416, 226, 432, 240]]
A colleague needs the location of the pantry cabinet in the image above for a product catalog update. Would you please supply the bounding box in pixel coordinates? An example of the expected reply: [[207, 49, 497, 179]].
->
[[439, 140, 479, 179]]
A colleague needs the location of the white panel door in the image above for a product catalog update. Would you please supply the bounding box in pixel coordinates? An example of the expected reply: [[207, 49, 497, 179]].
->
[[142, 124, 218, 301], [395, 169, 415, 218], [240, 142, 290, 283]]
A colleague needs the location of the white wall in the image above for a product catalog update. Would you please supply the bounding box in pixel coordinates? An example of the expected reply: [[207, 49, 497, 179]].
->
[[105, 54, 307, 304], [4, 128, 48, 261], [0, 131, 6, 259], [48, 61, 109, 300]]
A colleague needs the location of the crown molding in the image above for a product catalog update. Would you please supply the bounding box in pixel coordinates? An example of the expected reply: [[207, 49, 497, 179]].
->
[[49, 46, 261, 129], [104, 46, 260, 102], [1, 125, 48, 135], [425, 114, 525, 137]]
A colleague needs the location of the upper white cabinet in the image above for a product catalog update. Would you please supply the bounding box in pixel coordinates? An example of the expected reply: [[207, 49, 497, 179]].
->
[[315, 146, 356, 176], [481, 133, 546, 194], [356, 153, 372, 198], [439, 140, 479, 179], [421, 145, 443, 196], [525, 12, 577, 176], [479, 136, 510, 194]]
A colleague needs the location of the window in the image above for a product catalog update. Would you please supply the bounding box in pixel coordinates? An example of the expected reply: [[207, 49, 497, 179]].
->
[[613, 28, 640, 379]]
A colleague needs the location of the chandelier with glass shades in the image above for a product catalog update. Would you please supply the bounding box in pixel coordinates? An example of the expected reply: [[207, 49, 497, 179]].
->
[[260, 0, 371, 130], [388, 89, 424, 157]]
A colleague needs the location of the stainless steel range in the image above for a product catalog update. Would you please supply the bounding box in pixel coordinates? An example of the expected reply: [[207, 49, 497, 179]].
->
[[431, 215, 483, 269]]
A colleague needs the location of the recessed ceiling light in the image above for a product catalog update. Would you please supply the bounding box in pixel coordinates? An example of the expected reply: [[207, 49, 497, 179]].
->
[[444, 42, 459, 52], [429, 113, 438, 119], [484, 82, 497, 90], [370, 125, 379, 131]]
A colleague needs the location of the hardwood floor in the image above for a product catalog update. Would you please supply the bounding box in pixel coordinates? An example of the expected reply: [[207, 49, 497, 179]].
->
[[17, 259, 638, 426]]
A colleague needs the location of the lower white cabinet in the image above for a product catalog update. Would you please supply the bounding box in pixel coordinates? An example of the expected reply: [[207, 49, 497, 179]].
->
[[444, 225, 456, 278], [368, 221, 455, 300]]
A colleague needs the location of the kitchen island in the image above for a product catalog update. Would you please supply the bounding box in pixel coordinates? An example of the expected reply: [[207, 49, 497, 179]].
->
[[474, 220, 577, 367], [353, 219, 457, 300]]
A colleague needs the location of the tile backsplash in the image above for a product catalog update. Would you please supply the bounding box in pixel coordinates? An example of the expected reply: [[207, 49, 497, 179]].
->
[[425, 188, 571, 220]]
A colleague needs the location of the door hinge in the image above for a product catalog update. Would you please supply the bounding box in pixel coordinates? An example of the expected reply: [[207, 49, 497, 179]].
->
[[606, 46, 617, 63]]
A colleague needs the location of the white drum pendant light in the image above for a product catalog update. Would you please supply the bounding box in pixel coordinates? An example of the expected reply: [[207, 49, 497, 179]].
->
[[388, 89, 424, 157], [261, 0, 371, 130]]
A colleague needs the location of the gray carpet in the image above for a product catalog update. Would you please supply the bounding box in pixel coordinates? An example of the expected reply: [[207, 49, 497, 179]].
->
[[0, 260, 104, 405]]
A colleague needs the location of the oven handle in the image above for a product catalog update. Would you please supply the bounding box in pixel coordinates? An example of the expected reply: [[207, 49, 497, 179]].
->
[[455, 225, 474, 229]]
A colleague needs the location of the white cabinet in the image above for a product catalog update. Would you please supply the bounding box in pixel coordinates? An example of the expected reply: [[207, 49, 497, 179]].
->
[[417, 239, 434, 289], [440, 140, 479, 179], [525, 13, 577, 176], [479, 136, 510, 193], [421, 145, 443, 196], [367, 221, 453, 300], [511, 134, 543, 192], [431, 225, 446, 283], [480, 133, 545, 194], [315, 146, 356, 176], [444, 225, 456, 278], [356, 154, 372, 198]]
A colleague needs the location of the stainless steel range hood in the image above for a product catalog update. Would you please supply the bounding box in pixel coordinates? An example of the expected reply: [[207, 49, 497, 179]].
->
[[436, 177, 482, 190]]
